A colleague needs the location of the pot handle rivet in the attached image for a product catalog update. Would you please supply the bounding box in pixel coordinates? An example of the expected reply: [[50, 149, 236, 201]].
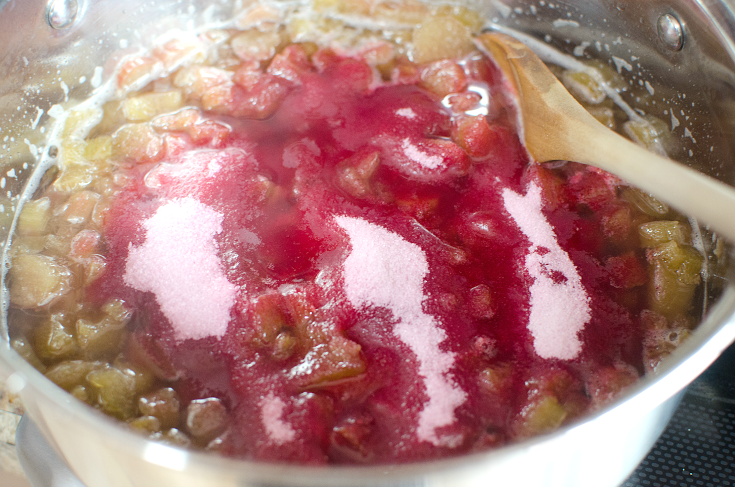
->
[[658, 13, 684, 51], [47, 0, 78, 30]]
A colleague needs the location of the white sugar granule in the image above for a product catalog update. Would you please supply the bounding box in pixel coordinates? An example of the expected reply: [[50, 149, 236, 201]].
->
[[124, 197, 237, 341], [335, 215, 466, 447], [396, 107, 417, 119], [401, 138, 443, 170], [502, 182, 590, 360], [260, 393, 296, 445]]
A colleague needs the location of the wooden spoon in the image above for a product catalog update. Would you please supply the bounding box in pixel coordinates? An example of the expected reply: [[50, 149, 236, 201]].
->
[[476, 32, 735, 242]]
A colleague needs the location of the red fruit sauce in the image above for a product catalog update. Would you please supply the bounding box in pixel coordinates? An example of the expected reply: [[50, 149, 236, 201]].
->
[[89, 46, 647, 464]]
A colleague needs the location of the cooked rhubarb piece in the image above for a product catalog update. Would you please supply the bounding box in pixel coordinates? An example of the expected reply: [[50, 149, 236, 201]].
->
[[121, 91, 184, 122], [129, 415, 162, 434], [139, 388, 182, 429], [16, 198, 51, 236], [45, 360, 106, 391], [186, 397, 228, 443], [639, 220, 690, 248], [87, 366, 140, 419], [9, 254, 72, 308]]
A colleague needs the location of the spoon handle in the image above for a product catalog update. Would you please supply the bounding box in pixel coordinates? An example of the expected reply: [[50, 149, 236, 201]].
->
[[568, 119, 735, 243], [478, 32, 735, 242]]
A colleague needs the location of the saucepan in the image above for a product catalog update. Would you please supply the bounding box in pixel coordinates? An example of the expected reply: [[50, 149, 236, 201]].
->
[[1, 0, 735, 486]]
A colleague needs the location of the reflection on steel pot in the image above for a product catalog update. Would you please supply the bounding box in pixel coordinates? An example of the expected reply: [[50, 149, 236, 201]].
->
[[1, 0, 735, 486]]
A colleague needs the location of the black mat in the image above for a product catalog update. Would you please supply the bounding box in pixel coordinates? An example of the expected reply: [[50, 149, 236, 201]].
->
[[623, 342, 735, 487]]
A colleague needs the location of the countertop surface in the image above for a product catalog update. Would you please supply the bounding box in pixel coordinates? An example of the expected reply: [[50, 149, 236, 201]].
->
[[0, 382, 29, 486]]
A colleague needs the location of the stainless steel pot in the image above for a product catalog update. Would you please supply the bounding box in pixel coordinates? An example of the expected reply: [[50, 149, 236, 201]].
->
[[1, 1, 735, 486]]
